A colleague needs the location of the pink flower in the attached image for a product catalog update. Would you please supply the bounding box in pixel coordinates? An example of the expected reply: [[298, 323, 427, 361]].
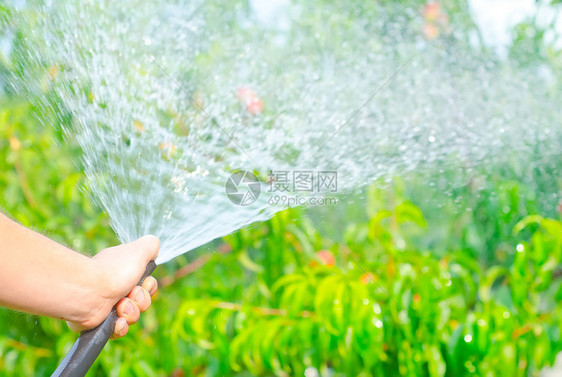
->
[[236, 87, 263, 115], [423, 2, 441, 22], [422, 2, 449, 39], [423, 23, 439, 40]]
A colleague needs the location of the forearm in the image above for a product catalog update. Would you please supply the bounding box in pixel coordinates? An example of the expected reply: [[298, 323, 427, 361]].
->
[[0, 213, 103, 322]]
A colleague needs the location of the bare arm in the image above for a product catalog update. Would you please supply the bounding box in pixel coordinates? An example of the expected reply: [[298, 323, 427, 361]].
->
[[0, 213, 159, 338]]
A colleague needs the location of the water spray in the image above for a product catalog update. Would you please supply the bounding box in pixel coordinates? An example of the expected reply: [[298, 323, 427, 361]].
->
[[8, 0, 560, 375]]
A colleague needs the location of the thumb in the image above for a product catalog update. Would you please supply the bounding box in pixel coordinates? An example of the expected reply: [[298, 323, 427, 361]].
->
[[127, 235, 160, 264], [93, 235, 160, 291]]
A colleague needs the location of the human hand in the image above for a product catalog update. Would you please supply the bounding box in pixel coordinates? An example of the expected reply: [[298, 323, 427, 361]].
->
[[66, 235, 160, 339]]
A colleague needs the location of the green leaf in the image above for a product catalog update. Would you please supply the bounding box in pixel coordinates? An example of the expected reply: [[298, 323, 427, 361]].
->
[[426, 344, 446, 377], [238, 249, 264, 273], [395, 201, 427, 228]]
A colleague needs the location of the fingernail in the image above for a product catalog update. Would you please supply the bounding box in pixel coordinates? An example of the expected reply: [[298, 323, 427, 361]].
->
[[124, 301, 134, 315], [135, 289, 145, 303], [115, 318, 124, 333], [145, 278, 155, 292]]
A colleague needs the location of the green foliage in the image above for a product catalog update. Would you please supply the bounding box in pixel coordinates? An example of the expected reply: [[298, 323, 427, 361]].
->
[[165, 207, 562, 377], [509, 1, 562, 79]]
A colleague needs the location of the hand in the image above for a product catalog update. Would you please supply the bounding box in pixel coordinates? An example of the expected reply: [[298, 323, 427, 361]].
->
[[66, 235, 160, 339]]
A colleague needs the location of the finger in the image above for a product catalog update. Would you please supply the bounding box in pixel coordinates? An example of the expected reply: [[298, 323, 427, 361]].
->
[[66, 320, 84, 333], [142, 276, 158, 296], [134, 235, 160, 262], [111, 317, 129, 339], [115, 297, 140, 325], [129, 286, 152, 313]]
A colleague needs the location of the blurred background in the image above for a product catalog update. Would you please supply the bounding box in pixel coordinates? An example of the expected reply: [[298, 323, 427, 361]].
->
[[1, 0, 561, 376]]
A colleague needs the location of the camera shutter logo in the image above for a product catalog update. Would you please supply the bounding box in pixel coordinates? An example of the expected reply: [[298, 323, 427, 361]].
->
[[225, 171, 261, 206]]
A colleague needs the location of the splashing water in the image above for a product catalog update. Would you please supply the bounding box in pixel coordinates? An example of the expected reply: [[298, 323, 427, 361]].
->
[[15, 0, 562, 263]]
